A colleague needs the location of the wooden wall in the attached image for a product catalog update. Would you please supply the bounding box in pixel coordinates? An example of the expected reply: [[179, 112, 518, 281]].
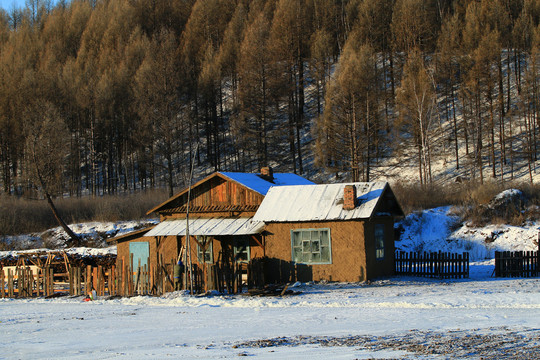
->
[[117, 234, 264, 270], [165, 176, 265, 211]]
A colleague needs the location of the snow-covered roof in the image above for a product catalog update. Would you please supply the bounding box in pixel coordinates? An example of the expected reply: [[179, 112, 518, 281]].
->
[[253, 182, 394, 222], [145, 217, 264, 237], [219, 171, 315, 195]]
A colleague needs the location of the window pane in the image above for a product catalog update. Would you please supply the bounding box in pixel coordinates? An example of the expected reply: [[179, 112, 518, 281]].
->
[[321, 246, 330, 262], [312, 240, 320, 253], [375, 224, 384, 260], [235, 239, 249, 262], [293, 232, 301, 247], [293, 247, 302, 262], [320, 230, 329, 246], [291, 228, 331, 264]]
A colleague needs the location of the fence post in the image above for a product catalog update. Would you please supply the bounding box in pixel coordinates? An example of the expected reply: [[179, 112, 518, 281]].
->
[[8, 269, 13, 297], [0, 267, 4, 298]]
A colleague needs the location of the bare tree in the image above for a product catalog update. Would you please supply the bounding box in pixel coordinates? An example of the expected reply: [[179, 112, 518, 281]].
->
[[24, 100, 80, 245], [396, 49, 437, 185]]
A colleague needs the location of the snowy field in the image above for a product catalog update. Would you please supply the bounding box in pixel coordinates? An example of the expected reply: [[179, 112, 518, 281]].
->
[[2, 262, 540, 360]]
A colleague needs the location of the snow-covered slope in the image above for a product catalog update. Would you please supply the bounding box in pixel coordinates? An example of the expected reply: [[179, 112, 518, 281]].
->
[[396, 205, 539, 261], [0, 220, 157, 257]]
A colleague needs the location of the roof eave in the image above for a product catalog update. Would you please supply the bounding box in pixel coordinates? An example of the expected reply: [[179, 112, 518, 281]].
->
[[107, 225, 156, 244]]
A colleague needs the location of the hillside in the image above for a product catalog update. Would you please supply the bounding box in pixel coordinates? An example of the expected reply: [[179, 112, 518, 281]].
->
[[0, 0, 538, 199]]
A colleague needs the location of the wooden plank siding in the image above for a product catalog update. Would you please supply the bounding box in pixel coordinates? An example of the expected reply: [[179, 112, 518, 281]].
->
[[180, 177, 264, 209], [159, 177, 265, 221]]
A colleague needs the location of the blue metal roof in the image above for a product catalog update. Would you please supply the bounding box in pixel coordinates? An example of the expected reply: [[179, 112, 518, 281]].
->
[[219, 172, 315, 195]]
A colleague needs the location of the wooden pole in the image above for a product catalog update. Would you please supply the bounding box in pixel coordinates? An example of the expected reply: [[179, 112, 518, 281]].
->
[[185, 143, 199, 295], [0, 267, 4, 298]]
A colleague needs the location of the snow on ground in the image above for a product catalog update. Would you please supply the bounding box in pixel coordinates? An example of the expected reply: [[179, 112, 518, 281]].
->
[[2, 265, 540, 359]]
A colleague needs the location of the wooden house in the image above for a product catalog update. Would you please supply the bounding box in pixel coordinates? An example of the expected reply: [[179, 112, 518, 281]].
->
[[252, 182, 404, 282], [108, 167, 314, 289], [109, 170, 403, 291]]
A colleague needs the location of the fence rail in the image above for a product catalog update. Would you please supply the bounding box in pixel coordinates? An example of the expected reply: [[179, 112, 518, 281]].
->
[[395, 251, 469, 279], [494, 251, 539, 278]]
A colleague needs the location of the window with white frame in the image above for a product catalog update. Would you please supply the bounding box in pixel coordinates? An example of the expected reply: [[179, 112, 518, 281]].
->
[[291, 228, 332, 264], [374, 224, 385, 260], [196, 236, 213, 263]]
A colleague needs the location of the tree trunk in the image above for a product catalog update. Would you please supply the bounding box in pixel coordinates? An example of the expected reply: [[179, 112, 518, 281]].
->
[[32, 147, 80, 246], [45, 191, 81, 247]]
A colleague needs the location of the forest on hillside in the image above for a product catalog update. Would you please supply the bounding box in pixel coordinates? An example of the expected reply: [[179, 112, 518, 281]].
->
[[0, 0, 538, 200]]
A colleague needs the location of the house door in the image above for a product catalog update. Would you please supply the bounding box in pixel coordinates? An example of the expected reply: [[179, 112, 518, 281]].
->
[[129, 242, 149, 276]]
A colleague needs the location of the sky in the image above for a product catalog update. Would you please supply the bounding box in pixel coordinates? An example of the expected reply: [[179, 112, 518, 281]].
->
[[0, 0, 23, 12], [0, 0, 60, 13]]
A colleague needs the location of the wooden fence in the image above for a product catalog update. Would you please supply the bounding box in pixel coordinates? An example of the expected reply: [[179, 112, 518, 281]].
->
[[395, 251, 469, 279], [0, 267, 55, 298], [189, 262, 247, 294], [0, 256, 249, 298], [1, 259, 173, 299], [494, 251, 539, 277]]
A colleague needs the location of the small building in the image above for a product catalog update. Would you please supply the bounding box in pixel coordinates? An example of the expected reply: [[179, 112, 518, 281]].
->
[[252, 182, 404, 282]]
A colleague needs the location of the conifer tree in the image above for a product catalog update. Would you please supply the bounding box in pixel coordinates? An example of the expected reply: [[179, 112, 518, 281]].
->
[[316, 43, 380, 182]]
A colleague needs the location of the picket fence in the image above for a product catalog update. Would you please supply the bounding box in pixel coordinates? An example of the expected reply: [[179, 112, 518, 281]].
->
[[395, 251, 469, 279], [494, 251, 539, 278]]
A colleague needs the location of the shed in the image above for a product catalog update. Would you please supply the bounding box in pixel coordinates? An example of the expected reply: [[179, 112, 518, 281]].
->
[[252, 182, 404, 282]]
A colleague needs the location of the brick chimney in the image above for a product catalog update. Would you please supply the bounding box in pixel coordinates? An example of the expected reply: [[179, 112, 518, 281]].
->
[[343, 185, 357, 210], [260, 166, 274, 181]]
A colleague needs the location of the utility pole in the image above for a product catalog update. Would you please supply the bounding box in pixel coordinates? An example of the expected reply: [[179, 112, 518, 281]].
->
[[185, 143, 199, 295]]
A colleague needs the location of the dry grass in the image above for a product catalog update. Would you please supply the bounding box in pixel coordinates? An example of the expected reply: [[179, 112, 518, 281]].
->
[[0, 189, 168, 236], [392, 182, 468, 214], [392, 181, 540, 226]]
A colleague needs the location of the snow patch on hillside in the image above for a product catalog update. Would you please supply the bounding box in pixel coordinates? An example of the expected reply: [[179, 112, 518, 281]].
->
[[396, 205, 539, 261], [0, 219, 157, 256]]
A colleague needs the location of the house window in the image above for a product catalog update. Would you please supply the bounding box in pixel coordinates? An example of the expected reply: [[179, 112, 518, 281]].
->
[[196, 236, 213, 263], [234, 238, 250, 263], [375, 224, 385, 260], [291, 228, 332, 264]]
